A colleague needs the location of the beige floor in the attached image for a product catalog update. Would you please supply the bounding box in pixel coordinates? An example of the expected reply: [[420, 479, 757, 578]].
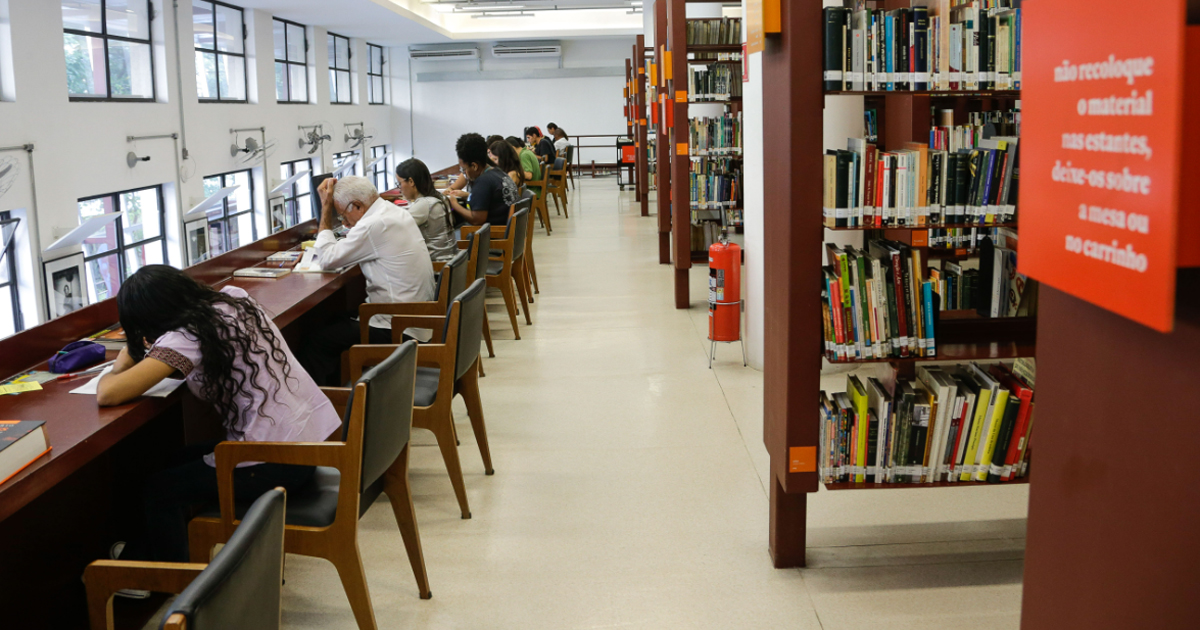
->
[[279, 178, 1030, 629]]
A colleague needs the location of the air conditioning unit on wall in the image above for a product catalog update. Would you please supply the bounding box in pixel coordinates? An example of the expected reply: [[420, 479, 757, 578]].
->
[[409, 47, 480, 60], [492, 42, 562, 59]]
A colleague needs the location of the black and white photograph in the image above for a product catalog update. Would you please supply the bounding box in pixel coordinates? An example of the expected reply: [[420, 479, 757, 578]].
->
[[43, 253, 87, 320]]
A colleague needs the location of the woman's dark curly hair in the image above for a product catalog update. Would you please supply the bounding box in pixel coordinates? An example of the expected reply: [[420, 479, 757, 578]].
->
[[489, 139, 525, 188], [117, 265, 293, 438]]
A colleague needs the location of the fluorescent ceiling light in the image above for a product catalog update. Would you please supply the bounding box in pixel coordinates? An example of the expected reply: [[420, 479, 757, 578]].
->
[[433, 3, 455, 11], [470, 11, 532, 17]]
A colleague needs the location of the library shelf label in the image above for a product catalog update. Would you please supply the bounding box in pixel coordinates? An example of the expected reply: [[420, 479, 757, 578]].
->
[[1020, 0, 1185, 333], [789, 446, 816, 473]]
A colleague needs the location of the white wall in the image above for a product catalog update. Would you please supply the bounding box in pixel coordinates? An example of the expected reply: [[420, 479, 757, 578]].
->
[[0, 0, 398, 327], [742, 26, 764, 370], [401, 37, 632, 170]]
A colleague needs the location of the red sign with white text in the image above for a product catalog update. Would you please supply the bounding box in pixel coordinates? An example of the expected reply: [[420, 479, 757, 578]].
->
[[1019, 0, 1186, 332]]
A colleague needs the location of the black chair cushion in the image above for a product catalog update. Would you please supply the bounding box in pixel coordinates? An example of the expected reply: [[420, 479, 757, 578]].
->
[[473, 225, 491, 283], [357, 342, 418, 493], [445, 250, 470, 306], [489, 248, 502, 257], [452, 280, 488, 381], [168, 489, 286, 630], [414, 366, 440, 408], [486, 259, 504, 276], [197, 467, 340, 529]]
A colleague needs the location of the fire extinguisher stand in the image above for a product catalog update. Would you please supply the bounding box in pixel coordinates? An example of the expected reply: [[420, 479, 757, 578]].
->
[[708, 226, 746, 369]]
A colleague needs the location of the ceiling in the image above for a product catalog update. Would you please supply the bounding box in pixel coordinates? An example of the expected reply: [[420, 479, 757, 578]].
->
[[233, 0, 643, 46]]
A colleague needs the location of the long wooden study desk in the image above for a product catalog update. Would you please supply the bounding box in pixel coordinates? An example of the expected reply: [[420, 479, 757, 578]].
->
[[0, 221, 365, 628]]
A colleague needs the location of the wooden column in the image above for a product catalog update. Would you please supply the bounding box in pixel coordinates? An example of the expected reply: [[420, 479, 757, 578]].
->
[[761, 0, 824, 568], [632, 43, 643, 204], [656, 0, 672, 265], [667, 0, 691, 308], [637, 36, 650, 217]]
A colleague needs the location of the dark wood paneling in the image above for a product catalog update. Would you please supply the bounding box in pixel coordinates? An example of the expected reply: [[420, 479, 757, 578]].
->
[[1021, 272, 1200, 629], [668, 0, 691, 307]]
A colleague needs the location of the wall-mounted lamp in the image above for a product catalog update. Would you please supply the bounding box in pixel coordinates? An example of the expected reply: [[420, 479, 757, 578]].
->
[[126, 152, 151, 168]]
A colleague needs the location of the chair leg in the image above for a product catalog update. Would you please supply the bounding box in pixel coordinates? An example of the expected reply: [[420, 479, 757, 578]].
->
[[537, 199, 552, 235], [431, 420, 472, 518], [458, 363, 494, 475], [383, 444, 432, 599], [558, 190, 570, 218], [330, 541, 379, 630], [482, 316, 495, 357], [513, 263, 532, 325], [526, 241, 539, 295], [477, 353, 485, 377], [497, 275, 521, 339], [551, 190, 562, 216]]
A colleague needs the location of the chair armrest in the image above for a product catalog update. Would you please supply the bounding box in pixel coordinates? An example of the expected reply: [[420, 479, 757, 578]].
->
[[214, 440, 346, 470], [360, 302, 444, 321], [460, 226, 480, 237], [388, 315, 444, 340], [456, 239, 471, 250], [320, 387, 352, 417], [416, 342, 453, 370], [346, 344, 402, 381], [431, 261, 445, 272], [86, 561, 206, 630]]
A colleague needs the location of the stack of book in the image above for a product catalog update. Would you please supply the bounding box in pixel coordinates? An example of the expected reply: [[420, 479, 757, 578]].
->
[[929, 107, 1021, 151], [818, 361, 1034, 485], [689, 157, 742, 215], [823, 1, 1022, 93], [689, 113, 743, 156], [822, 135, 1019, 228], [688, 63, 743, 101], [686, 18, 742, 46]]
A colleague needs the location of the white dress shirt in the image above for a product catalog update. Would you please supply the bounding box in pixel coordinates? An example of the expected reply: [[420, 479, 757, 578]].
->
[[313, 197, 436, 335]]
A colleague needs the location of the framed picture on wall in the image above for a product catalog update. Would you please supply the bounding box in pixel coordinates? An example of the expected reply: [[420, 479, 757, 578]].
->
[[270, 199, 287, 234], [186, 220, 209, 265], [43, 253, 88, 320]]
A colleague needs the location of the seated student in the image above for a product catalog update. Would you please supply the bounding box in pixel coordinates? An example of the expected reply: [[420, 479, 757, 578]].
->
[[486, 134, 505, 147], [489, 139, 526, 190], [97, 265, 339, 564], [553, 128, 572, 154], [546, 122, 559, 137], [508, 135, 541, 194], [525, 126, 557, 166], [448, 133, 518, 226], [297, 176, 436, 385], [396, 158, 457, 262]]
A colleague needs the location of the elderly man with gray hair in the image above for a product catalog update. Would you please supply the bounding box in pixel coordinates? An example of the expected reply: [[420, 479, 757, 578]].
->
[[295, 175, 436, 386]]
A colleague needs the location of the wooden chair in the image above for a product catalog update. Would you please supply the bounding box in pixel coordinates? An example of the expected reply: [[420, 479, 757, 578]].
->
[[547, 157, 570, 218], [357, 249, 469, 345], [528, 166, 553, 235], [465, 208, 531, 339], [519, 189, 540, 296], [189, 342, 431, 630], [355, 279, 492, 520], [85, 488, 287, 630], [457, 224, 495, 359], [564, 144, 576, 191]]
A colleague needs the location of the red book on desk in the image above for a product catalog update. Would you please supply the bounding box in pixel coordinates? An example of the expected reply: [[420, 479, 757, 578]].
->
[[0, 421, 50, 486]]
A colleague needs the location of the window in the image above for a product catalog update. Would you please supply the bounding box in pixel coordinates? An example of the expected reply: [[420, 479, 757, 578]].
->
[[370, 145, 390, 193], [77, 186, 167, 302], [0, 212, 23, 337], [193, 0, 246, 102], [367, 43, 385, 105], [277, 158, 312, 232], [202, 170, 256, 255], [62, 0, 155, 101], [272, 17, 307, 103], [328, 32, 350, 104], [333, 151, 359, 177]]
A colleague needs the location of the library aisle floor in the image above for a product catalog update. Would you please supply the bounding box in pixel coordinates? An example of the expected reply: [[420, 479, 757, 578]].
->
[[278, 178, 1032, 630]]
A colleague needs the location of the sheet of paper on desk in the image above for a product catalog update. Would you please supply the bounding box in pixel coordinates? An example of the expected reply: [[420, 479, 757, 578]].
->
[[0, 381, 42, 395], [70, 366, 185, 398]]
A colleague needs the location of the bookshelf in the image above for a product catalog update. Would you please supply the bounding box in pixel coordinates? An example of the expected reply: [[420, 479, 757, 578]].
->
[[632, 36, 651, 217], [761, 0, 1033, 568], [654, 0, 672, 266]]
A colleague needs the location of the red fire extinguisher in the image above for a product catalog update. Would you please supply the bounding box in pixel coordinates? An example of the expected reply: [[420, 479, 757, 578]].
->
[[708, 229, 746, 368]]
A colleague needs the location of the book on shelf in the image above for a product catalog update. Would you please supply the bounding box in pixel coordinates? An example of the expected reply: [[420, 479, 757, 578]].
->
[[0, 420, 51, 486], [688, 113, 742, 156], [821, 237, 1035, 363], [822, 134, 1019, 229], [688, 63, 742, 101], [690, 157, 742, 218], [823, 1, 1022, 93], [686, 17, 742, 46], [232, 267, 291, 279], [818, 362, 1033, 485]]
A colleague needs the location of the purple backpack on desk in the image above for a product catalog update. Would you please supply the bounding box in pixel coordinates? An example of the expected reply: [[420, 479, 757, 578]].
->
[[48, 340, 106, 374]]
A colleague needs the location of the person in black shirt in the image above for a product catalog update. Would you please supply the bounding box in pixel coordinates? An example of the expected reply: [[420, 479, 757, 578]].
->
[[525, 126, 557, 167], [449, 133, 517, 227]]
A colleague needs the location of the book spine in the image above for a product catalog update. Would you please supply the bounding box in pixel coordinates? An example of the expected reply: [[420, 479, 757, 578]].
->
[[922, 280, 937, 357], [824, 9, 847, 91]]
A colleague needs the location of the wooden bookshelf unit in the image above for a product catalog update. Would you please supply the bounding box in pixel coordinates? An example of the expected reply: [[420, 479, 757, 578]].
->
[[761, 0, 1033, 568]]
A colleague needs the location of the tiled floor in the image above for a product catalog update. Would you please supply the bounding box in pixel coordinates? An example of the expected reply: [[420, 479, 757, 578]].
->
[[280, 178, 1030, 629]]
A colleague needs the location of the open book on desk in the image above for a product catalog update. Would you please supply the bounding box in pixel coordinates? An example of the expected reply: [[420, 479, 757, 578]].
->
[[293, 249, 349, 274]]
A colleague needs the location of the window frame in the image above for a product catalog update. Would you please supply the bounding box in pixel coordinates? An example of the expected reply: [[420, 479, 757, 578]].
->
[[332, 150, 359, 177], [370, 145, 390, 193], [278, 158, 312, 232], [327, 31, 351, 105], [272, 16, 308, 104], [77, 185, 169, 301], [0, 212, 23, 335], [367, 42, 385, 105], [193, 0, 248, 104], [63, 0, 157, 102], [202, 169, 257, 253]]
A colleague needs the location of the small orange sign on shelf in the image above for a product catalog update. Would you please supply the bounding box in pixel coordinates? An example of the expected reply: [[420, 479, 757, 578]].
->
[[789, 447, 816, 473], [676, 143, 688, 156], [675, 90, 687, 104]]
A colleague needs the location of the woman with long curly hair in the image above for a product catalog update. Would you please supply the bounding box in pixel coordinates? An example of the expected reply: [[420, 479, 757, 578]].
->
[[489, 138, 526, 189], [97, 265, 340, 565]]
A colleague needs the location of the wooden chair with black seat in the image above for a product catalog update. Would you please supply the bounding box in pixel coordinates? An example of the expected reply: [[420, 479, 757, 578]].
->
[[564, 144, 576, 191], [456, 224, 495, 371], [464, 207, 532, 339], [528, 165, 552, 236], [85, 489, 287, 630], [518, 189, 540, 296], [546, 157, 570, 218], [188, 342, 431, 630], [354, 279, 493, 521]]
